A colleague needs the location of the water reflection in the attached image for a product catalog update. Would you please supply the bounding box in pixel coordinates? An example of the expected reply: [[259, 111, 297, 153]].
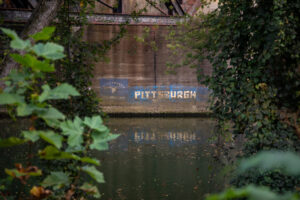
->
[[133, 131, 197, 146], [95, 118, 229, 200], [0, 119, 30, 178], [0, 117, 233, 200]]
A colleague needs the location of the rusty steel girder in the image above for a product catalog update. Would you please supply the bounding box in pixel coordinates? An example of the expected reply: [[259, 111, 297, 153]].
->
[[0, 9, 184, 25]]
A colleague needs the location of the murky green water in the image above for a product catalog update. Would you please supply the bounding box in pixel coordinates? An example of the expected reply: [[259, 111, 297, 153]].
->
[[95, 118, 230, 200], [0, 119, 30, 172], [0, 117, 234, 200]]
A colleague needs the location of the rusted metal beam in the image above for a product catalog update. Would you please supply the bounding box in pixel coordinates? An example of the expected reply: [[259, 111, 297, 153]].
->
[[0, 10, 184, 25], [0, 9, 32, 23], [145, 0, 168, 16], [171, 0, 184, 16], [96, 0, 113, 10]]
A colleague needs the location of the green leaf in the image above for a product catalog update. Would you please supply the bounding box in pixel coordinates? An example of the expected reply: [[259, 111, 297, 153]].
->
[[44, 119, 61, 128], [1, 28, 30, 50], [60, 118, 83, 136], [16, 104, 37, 116], [90, 141, 109, 151], [22, 131, 40, 142], [84, 116, 107, 132], [81, 166, 105, 183], [67, 133, 84, 148], [10, 54, 29, 66], [10, 39, 31, 50], [0, 93, 24, 105], [205, 187, 247, 200], [39, 146, 80, 160], [238, 151, 300, 176], [10, 54, 55, 72], [50, 84, 80, 99], [1, 28, 18, 39], [65, 145, 85, 153], [17, 104, 59, 118], [90, 131, 119, 151], [245, 186, 280, 200], [79, 182, 101, 198], [0, 137, 27, 148], [31, 27, 56, 41], [205, 185, 291, 200], [60, 117, 84, 147], [39, 131, 63, 149], [80, 157, 100, 166], [101, 133, 120, 142], [42, 171, 70, 190], [5, 69, 27, 83], [38, 84, 80, 102], [38, 85, 51, 102], [37, 107, 65, 120], [32, 42, 65, 60]]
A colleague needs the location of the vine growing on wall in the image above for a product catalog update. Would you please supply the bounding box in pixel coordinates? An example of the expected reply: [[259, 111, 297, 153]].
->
[[50, 0, 127, 117], [167, 0, 300, 192]]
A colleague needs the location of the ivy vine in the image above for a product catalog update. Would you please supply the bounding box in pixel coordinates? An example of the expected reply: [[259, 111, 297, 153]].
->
[[50, 0, 127, 117], [167, 0, 300, 192]]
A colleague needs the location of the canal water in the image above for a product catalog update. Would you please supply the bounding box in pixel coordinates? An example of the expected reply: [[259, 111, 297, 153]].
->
[[95, 118, 232, 200], [0, 117, 236, 200]]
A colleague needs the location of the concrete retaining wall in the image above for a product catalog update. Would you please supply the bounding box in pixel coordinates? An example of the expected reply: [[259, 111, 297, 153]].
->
[[0, 9, 212, 114], [87, 25, 212, 113]]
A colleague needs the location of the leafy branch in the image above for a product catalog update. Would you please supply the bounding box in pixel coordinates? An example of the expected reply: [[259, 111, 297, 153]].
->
[[0, 27, 119, 199]]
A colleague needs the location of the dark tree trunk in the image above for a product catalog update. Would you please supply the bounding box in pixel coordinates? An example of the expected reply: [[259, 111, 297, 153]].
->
[[21, 0, 63, 38], [0, 0, 63, 83]]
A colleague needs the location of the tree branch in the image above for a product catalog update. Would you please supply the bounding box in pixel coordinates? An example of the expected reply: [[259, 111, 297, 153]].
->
[[0, 0, 64, 84]]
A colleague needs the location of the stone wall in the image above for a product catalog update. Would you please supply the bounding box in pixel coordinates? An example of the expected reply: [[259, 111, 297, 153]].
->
[[86, 24, 212, 113]]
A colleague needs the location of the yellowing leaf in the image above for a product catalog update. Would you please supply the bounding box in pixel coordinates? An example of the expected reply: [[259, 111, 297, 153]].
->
[[39, 146, 80, 160], [80, 182, 101, 198], [30, 186, 51, 198]]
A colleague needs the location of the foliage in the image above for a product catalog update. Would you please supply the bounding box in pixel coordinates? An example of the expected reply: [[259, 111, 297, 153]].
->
[[0, 27, 119, 199], [206, 151, 300, 200], [167, 0, 300, 192], [49, 0, 127, 117], [238, 151, 300, 176], [206, 185, 300, 200]]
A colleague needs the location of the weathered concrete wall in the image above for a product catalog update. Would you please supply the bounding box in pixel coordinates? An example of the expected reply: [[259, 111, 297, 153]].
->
[[86, 24, 211, 113], [0, 8, 212, 114]]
